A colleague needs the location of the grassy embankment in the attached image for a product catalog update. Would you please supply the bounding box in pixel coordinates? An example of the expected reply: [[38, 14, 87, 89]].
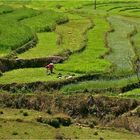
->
[[105, 16, 136, 75], [0, 7, 38, 56], [0, 108, 139, 139], [61, 15, 140, 94], [60, 75, 139, 93], [0, 14, 111, 84], [18, 14, 91, 59], [0, 7, 68, 57], [55, 14, 111, 74]]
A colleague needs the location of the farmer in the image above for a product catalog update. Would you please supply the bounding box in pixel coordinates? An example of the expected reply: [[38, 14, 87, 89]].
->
[[45, 62, 54, 74]]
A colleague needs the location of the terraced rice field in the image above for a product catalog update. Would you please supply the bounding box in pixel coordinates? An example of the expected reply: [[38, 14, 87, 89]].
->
[[0, 0, 140, 95], [0, 7, 67, 56], [1, 1, 140, 138], [18, 14, 91, 59], [105, 16, 136, 74], [56, 14, 111, 74]]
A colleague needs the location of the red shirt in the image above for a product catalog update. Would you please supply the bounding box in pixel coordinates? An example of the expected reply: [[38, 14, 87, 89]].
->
[[46, 64, 54, 70]]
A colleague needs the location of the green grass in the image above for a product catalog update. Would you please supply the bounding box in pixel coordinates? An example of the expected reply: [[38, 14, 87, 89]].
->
[[60, 75, 139, 93], [0, 68, 79, 84], [105, 16, 136, 74], [55, 14, 111, 74], [18, 14, 91, 59], [55, 17, 91, 52], [0, 120, 139, 139], [119, 88, 140, 99], [18, 32, 62, 59], [119, 16, 140, 55], [0, 7, 40, 21], [60, 125, 140, 140], [0, 107, 139, 139], [0, 5, 13, 14], [0, 7, 39, 56], [1, 0, 92, 10], [0, 21, 34, 56], [0, 8, 68, 57], [20, 10, 68, 32], [0, 120, 56, 139], [0, 108, 51, 121]]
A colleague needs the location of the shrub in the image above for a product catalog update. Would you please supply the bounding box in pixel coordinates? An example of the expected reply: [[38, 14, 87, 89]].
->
[[99, 137, 104, 140], [24, 132, 28, 135], [0, 111, 4, 114], [47, 118, 60, 128], [46, 109, 52, 115], [94, 131, 98, 135], [55, 114, 72, 126], [12, 131, 18, 135], [16, 118, 23, 122], [55, 4, 62, 9], [36, 116, 43, 123], [23, 112, 29, 116]]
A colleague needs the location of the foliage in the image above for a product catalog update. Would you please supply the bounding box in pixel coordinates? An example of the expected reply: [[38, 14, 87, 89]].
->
[[0, 5, 13, 14], [0, 7, 68, 56], [21, 10, 68, 32], [105, 16, 136, 75], [120, 88, 140, 99], [0, 68, 79, 84], [0, 7, 39, 56], [56, 14, 111, 74], [18, 14, 90, 59]]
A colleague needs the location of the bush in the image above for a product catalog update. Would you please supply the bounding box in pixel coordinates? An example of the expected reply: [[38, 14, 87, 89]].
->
[[24, 132, 28, 135], [16, 118, 23, 122], [94, 131, 98, 135], [46, 109, 52, 115], [55, 114, 72, 126], [36, 116, 43, 123], [0, 111, 4, 114], [99, 137, 104, 140], [23, 112, 29, 116], [12, 131, 18, 135], [48, 118, 60, 128]]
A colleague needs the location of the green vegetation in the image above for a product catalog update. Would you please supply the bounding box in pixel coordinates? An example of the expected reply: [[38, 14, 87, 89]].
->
[[0, 7, 68, 56], [0, 7, 39, 56], [18, 14, 91, 59], [18, 32, 61, 59], [119, 88, 140, 99], [21, 10, 68, 32], [55, 17, 91, 52], [0, 21, 34, 56], [0, 7, 40, 21], [0, 107, 139, 139], [0, 68, 79, 84], [1, 0, 140, 139], [56, 15, 111, 74], [61, 75, 139, 93], [105, 16, 136, 74], [0, 5, 13, 14]]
